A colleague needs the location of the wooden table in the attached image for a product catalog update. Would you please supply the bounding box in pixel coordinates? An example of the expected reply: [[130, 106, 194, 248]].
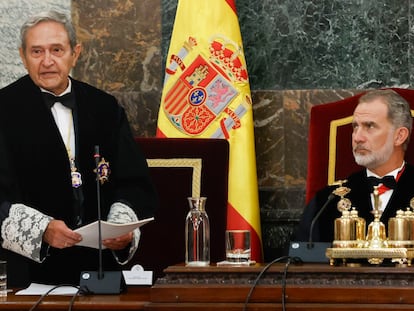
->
[[0, 286, 150, 310], [4, 263, 414, 310], [147, 262, 414, 310]]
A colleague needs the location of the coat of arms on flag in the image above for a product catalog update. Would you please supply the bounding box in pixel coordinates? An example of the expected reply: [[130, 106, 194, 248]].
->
[[161, 36, 250, 138]]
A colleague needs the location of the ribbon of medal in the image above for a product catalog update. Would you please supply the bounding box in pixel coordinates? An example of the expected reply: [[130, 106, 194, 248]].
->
[[66, 111, 82, 188]]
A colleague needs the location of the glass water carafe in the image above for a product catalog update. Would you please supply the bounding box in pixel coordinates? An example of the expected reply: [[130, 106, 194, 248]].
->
[[185, 197, 210, 266]]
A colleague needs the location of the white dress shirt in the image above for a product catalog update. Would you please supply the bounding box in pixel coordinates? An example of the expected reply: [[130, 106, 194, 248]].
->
[[366, 161, 405, 212]]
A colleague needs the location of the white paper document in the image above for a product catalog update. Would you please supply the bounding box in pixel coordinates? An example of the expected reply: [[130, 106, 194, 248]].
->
[[74, 217, 154, 249], [15, 283, 79, 295]]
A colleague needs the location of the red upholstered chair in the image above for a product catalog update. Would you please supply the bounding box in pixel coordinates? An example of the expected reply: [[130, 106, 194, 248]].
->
[[133, 137, 229, 279], [306, 88, 414, 205]]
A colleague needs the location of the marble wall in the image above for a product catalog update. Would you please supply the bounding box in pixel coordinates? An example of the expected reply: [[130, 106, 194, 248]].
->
[[1, 0, 413, 262], [72, 0, 161, 136]]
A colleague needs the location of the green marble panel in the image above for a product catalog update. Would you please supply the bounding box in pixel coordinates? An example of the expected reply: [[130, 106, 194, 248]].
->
[[162, 0, 413, 90]]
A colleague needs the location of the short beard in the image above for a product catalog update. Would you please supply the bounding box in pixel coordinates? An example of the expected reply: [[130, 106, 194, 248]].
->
[[353, 132, 395, 170], [354, 152, 390, 169]]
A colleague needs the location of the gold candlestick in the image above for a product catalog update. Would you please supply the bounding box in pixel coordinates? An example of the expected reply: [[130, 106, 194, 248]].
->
[[364, 186, 388, 264]]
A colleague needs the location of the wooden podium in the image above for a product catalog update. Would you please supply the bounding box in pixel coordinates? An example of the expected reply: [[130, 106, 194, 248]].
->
[[148, 263, 414, 310]]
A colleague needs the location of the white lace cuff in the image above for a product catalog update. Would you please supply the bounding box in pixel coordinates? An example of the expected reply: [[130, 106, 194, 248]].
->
[[107, 202, 140, 265], [1, 203, 52, 263]]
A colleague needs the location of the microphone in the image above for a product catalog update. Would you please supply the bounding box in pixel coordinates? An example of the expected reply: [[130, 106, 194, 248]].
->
[[308, 193, 336, 248], [289, 191, 338, 263], [79, 145, 125, 294]]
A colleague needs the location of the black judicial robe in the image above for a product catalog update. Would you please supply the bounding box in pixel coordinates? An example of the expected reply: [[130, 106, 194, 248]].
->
[[296, 163, 414, 243], [0, 75, 157, 286]]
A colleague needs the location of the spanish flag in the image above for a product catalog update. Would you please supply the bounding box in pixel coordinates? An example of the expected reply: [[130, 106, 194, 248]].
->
[[156, 0, 263, 262]]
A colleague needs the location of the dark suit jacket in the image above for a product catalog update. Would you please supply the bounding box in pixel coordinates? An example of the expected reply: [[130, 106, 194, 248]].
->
[[0, 75, 157, 286], [295, 163, 414, 243]]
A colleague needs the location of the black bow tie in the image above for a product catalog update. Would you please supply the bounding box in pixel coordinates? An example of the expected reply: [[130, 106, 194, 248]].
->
[[367, 175, 397, 190], [43, 92, 75, 109]]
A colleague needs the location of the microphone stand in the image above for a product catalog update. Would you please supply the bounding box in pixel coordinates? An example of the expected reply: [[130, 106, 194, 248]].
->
[[79, 146, 124, 294], [307, 193, 336, 248], [94, 146, 104, 280], [289, 192, 337, 262]]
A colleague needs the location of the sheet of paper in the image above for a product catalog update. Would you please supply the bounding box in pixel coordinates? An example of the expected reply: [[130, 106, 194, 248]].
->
[[74, 217, 154, 249], [15, 283, 79, 295]]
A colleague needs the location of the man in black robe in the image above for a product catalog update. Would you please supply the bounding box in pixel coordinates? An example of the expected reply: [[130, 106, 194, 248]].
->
[[296, 89, 414, 243], [0, 11, 157, 287]]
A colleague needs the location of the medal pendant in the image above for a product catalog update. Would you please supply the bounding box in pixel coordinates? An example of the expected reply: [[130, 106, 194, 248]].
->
[[69, 158, 82, 188], [71, 170, 82, 188], [97, 158, 111, 184]]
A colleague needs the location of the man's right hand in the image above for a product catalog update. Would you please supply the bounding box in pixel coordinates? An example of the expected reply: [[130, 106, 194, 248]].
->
[[43, 219, 82, 249]]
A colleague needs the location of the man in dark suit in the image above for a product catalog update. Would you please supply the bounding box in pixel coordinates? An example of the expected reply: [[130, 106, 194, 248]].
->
[[0, 11, 157, 287], [296, 89, 414, 243]]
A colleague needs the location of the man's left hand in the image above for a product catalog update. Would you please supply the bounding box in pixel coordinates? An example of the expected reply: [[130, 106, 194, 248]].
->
[[103, 232, 133, 250]]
